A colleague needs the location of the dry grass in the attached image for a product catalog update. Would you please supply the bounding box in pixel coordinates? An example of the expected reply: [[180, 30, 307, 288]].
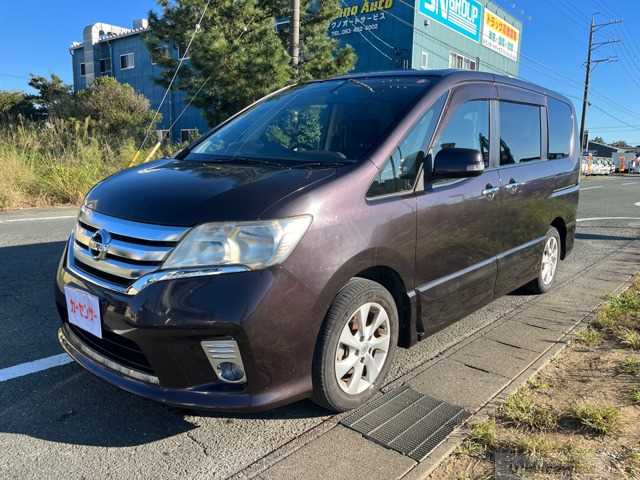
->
[[430, 278, 640, 480], [500, 390, 558, 431], [566, 401, 620, 435], [576, 327, 603, 347], [616, 356, 640, 376], [0, 118, 176, 210]]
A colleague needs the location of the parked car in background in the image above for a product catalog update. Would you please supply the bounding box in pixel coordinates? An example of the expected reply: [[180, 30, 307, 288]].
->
[[56, 70, 580, 412], [592, 160, 609, 175]]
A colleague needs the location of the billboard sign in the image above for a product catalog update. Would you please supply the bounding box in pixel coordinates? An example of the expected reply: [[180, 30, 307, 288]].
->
[[418, 0, 483, 43], [329, 0, 395, 38], [482, 10, 520, 61]]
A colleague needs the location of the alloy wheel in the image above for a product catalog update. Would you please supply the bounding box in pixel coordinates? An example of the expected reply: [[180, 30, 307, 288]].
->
[[334, 302, 391, 395], [541, 236, 559, 285]]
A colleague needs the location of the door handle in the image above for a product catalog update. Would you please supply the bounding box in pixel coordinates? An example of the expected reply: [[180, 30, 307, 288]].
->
[[504, 179, 524, 194], [481, 184, 500, 200]]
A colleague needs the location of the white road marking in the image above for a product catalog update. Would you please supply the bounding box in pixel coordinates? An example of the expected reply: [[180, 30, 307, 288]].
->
[[622, 182, 639, 186], [0, 353, 72, 383], [0, 215, 76, 225], [0, 215, 76, 224], [580, 186, 603, 191], [577, 217, 640, 223], [635, 202, 640, 207]]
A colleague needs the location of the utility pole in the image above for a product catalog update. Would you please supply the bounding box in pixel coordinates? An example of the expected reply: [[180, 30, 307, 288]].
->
[[579, 15, 622, 153], [291, 0, 301, 72]]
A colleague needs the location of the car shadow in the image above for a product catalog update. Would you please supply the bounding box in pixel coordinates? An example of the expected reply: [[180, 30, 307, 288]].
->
[[0, 241, 327, 448], [575, 232, 639, 242]]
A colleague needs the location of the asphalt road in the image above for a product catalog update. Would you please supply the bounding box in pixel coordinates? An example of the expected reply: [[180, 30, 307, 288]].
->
[[0, 175, 639, 479]]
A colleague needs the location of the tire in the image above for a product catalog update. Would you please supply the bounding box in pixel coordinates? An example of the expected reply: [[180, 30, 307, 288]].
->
[[525, 226, 561, 294], [312, 278, 399, 412]]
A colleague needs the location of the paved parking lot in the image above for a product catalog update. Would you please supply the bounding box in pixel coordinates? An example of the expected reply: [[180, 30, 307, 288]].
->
[[1, 175, 639, 479]]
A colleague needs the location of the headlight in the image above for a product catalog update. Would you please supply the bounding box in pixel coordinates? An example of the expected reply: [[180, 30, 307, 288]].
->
[[162, 215, 313, 270]]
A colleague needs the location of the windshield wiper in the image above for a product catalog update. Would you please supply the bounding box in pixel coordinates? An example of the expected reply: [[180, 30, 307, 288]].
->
[[227, 156, 292, 168], [331, 78, 375, 94], [348, 78, 375, 93], [291, 160, 354, 168]]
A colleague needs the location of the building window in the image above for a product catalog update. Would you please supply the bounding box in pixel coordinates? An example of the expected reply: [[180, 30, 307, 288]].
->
[[449, 52, 478, 71], [80, 63, 86, 76], [152, 46, 170, 65], [99, 58, 112, 75], [120, 53, 135, 70], [156, 130, 170, 143], [275, 18, 290, 33], [420, 51, 429, 70], [177, 44, 190, 60], [180, 129, 199, 143]]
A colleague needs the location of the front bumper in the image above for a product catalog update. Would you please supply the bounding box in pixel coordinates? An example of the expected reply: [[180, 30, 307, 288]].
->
[[55, 246, 321, 412]]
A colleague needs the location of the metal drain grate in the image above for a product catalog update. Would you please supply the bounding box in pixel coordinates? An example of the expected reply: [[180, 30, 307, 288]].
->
[[341, 386, 470, 461]]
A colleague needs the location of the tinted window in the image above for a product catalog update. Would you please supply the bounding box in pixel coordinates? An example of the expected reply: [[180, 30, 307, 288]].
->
[[186, 77, 436, 165], [432, 100, 490, 168], [368, 94, 446, 197], [500, 102, 541, 165], [548, 98, 573, 159]]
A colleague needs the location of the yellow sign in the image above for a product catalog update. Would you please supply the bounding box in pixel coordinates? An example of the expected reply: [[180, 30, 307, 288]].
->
[[482, 10, 520, 62], [337, 0, 394, 18]]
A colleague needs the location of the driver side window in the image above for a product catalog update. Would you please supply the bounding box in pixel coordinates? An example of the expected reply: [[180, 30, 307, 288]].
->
[[431, 100, 490, 169], [367, 93, 446, 198]]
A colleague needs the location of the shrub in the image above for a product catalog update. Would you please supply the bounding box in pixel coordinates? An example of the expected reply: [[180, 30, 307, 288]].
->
[[567, 402, 620, 435], [616, 356, 640, 376], [501, 391, 558, 431], [576, 328, 602, 347]]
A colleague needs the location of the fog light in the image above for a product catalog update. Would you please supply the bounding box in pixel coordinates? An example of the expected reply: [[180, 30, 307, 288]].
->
[[201, 340, 247, 384], [217, 362, 245, 382]]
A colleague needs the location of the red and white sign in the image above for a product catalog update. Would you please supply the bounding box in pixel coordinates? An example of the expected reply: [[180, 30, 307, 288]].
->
[[65, 286, 102, 339]]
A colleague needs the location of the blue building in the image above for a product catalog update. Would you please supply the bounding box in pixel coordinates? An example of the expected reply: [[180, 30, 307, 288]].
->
[[329, 0, 521, 75], [70, 19, 208, 143], [70, 2, 521, 142]]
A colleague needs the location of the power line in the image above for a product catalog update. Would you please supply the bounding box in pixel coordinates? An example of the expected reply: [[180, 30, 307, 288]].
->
[[590, 103, 640, 131], [356, 29, 393, 61], [390, 0, 640, 127], [134, 0, 211, 160], [578, 15, 622, 150]]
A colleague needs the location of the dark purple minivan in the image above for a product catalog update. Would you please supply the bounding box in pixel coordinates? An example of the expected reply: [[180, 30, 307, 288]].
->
[[56, 70, 579, 412]]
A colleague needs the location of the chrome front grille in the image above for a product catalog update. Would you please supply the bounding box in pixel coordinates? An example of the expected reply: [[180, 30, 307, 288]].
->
[[68, 207, 189, 292]]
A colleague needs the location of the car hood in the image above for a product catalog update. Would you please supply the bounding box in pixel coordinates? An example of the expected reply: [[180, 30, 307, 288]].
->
[[84, 158, 336, 226]]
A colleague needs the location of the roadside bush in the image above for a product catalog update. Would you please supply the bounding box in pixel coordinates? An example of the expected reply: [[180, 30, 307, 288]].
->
[[500, 390, 558, 431], [566, 401, 620, 435], [0, 117, 175, 209]]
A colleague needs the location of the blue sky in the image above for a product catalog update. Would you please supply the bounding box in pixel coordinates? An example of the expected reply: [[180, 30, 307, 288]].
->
[[1, 0, 639, 144]]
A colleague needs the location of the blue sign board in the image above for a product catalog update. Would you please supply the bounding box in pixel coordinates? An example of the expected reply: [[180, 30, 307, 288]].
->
[[418, 0, 484, 43]]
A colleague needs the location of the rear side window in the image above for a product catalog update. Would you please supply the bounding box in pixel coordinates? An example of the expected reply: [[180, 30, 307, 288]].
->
[[548, 98, 573, 159], [499, 102, 542, 165]]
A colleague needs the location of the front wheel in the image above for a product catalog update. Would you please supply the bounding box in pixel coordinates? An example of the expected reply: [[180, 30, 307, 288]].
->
[[526, 226, 561, 294], [312, 278, 399, 412]]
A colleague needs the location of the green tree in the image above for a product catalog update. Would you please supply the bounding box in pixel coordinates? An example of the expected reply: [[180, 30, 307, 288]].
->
[[611, 139, 630, 148], [28, 74, 75, 118], [591, 136, 605, 144], [0, 91, 37, 120], [146, 0, 354, 126], [75, 77, 160, 143]]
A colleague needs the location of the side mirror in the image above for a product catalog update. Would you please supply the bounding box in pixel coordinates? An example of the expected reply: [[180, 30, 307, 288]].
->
[[433, 148, 485, 179]]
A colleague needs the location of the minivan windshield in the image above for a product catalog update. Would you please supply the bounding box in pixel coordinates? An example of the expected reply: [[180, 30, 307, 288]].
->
[[185, 77, 435, 165]]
